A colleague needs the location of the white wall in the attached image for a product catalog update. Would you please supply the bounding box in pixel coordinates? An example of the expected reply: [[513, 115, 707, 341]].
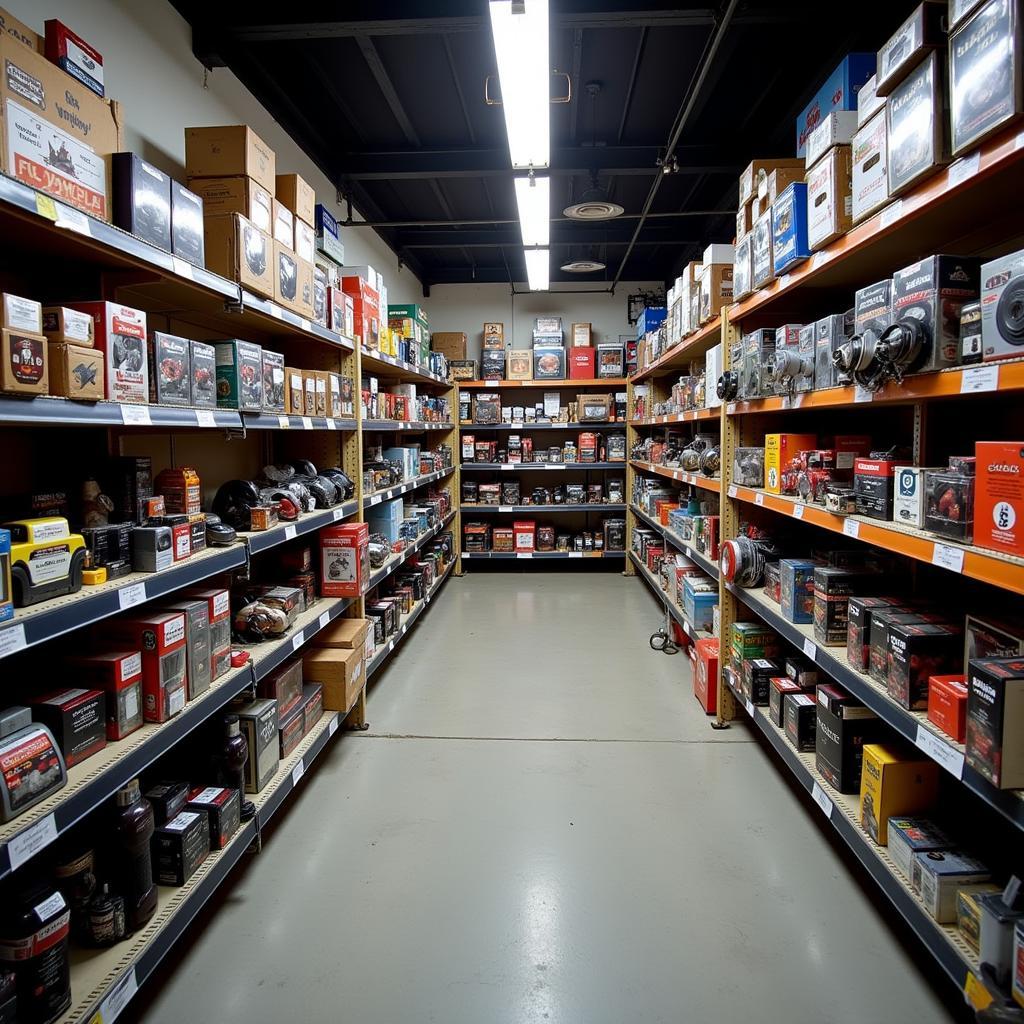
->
[[6, 0, 426, 304], [427, 282, 659, 360]]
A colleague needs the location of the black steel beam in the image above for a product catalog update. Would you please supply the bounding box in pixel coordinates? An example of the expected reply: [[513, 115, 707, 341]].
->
[[395, 226, 700, 247], [345, 209, 731, 228], [617, 27, 647, 144]]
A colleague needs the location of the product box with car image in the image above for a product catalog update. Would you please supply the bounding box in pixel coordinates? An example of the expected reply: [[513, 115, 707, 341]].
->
[[71, 301, 148, 404], [47, 343, 102, 401], [154, 809, 210, 885], [815, 683, 884, 793], [858, 743, 938, 845], [112, 153, 172, 252], [203, 213, 274, 298], [215, 339, 263, 411], [189, 340, 216, 408], [147, 332, 191, 407], [232, 698, 279, 793]]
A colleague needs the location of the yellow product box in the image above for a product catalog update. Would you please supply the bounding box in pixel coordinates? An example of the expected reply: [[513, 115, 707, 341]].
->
[[859, 743, 939, 845], [764, 433, 817, 493], [957, 885, 1001, 953]]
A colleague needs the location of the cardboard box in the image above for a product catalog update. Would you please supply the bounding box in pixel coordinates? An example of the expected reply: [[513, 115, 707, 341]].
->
[[302, 371, 316, 417], [41, 306, 92, 346], [806, 111, 859, 167], [851, 111, 889, 223], [188, 175, 272, 234], [274, 241, 310, 314], [302, 646, 365, 712], [311, 616, 369, 651], [784, 693, 817, 751], [886, 622, 963, 710], [0, 7, 40, 51], [185, 125, 276, 193], [294, 217, 315, 264], [275, 172, 315, 224], [148, 331, 190, 407], [928, 674, 969, 742], [887, 817, 952, 881], [30, 687, 105, 767], [751, 207, 775, 289], [163, 599, 212, 701], [153, 810, 210, 885], [320, 522, 369, 598], [505, 349, 531, 380], [67, 649, 142, 740], [47, 342, 101, 400], [203, 213, 273, 298], [876, 1, 947, 96], [966, 656, 1024, 788], [886, 51, 949, 197], [806, 145, 853, 251], [571, 322, 592, 347], [699, 265, 733, 324], [764, 433, 816, 493], [858, 743, 938, 845], [739, 159, 805, 205], [101, 612, 187, 723], [271, 197, 294, 249], [341, 276, 380, 349], [915, 851, 991, 923], [232, 698, 279, 793], [815, 683, 884, 793], [733, 234, 753, 299], [69, 301, 147, 403], [112, 153, 171, 251], [761, 165, 806, 205], [975, 441, 1024, 556], [771, 182, 810, 275], [0, 329, 47, 395], [795, 53, 876, 155]]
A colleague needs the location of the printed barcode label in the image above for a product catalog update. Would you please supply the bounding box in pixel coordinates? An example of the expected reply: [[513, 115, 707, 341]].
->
[[842, 519, 860, 539], [326, 418, 337, 430], [172, 256, 194, 280], [318, 612, 330, 629], [292, 633, 303, 652], [269, 303, 285, 320], [55, 203, 91, 235], [960, 365, 999, 394], [300, 318, 311, 332], [792, 503, 804, 519], [333, 507, 345, 521], [568, 553, 583, 559], [329, 715, 339, 737], [726, 403, 737, 415], [498, 506, 513, 513], [802, 638, 817, 660], [517, 552, 533, 559], [278, 415, 290, 429], [727, 485, 738, 499], [811, 782, 834, 819], [195, 409, 217, 427], [914, 725, 965, 778], [284, 525, 297, 540], [854, 385, 873, 404], [118, 582, 147, 610], [98, 967, 138, 1023], [744, 698, 755, 716]]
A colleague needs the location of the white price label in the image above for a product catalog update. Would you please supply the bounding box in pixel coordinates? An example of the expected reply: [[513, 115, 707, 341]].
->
[[754, 492, 764, 506], [501, 464, 514, 471], [854, 385, 873, 404], [120, 404, 152, 426], [811, 781, 834, 819], [727, 485, 738, 499], [329, 715, 339, 737], [880, 199, 904, 227], [278, 415, 290, 429], [291, 632, 303, 652], [172, 256, 194, 279], [118, 582, 147, 610], [726, 403, 737, 415], [792, 503, 805, 520], [842, 518, 861, 539], [810, 251, 827, 270], [318, 611, 330, 630], [0, 624, 27, 658], [960, 365, 999, 394], [932, 542, 965, 574], [544, 464, 560, 470], [1017, 130, 1024, 150], [269, 303, 285, 320], [498, 506, 513, 513], [284, 525, 297, 540], [948, 151, 980, 187], [292, 761, 305, 786], [914, 725, 965, 778], [7, 813, 57, 870], [98, 967, 138, 1024], [332, 507, 346, 521], [300, 318, 311, 333], [388, 639, 395, 651], [195, 409, 217, 427], [326, 418, 337, 430], [802, 638, 817, 661], [300, 417, 313, 430], [517, 552, 533, 559], [54, 203, 91, 235], [744, 698, 755, 716], [370, 495, 383, 505], [778, 274, 792, 290], [512, 422, 524, 429], [568, 552, 583, 559]]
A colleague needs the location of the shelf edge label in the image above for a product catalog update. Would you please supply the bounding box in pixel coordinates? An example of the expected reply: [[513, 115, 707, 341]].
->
[[802, 637, 817, 661], [811, 781, 834, 819], [960, 365, 998, 394], [291, 632, 303, 652], [754, 492, 764, 506], [318, 611, 330, 630], [7, 813, 57, 871], [842, 518, 860, 539], [195, 409, 217, 427], [118, 582, 147, 610], [914, 725, 965, 778], [0, 623, 27, 658], [96, 966, 138, 1024], [291, 761, 305, 786], [284, 525, 297, 541], [329, 715, 339, 737], [744, 698, 755, 717], [120, 404, 151, 426], [932, 542, 965, 574]]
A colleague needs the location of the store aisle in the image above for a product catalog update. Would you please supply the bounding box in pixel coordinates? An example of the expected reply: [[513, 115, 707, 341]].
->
[[132, 574, 958, 1024]]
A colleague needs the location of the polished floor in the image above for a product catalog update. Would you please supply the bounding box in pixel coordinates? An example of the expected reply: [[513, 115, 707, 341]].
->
[[133, 573, 960, 1023]]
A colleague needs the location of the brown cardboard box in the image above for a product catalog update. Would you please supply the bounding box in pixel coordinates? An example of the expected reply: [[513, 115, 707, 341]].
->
[[736, 200, 754, 241], [273, 240, 314, 316], [313, 370, 329, 418], [432, 332, 467, 361], [301, 647, 365, 712], [275, 173, 315, 225], [699, 265, 734, 324], [185, 125, 276, 193], [507, 350, 532, 380], [763, 166, 806, 204], [0, 6, 41, 50], [483, 322, 504, 348], [186, 176, 272, 235], [1, 329, 47, 394], [271, 197, 294, 249], [0, 36, 123, 220], [48, 342, 102, 400], [807, 145, 853, 251], [284, 366, 303, 414], [739, 158, 805, 205], [203, 213, 274, 298], [302, 371, 317, 417], [309, 616, 369, 650], [570, 322, 592, 347], [41, 306, 93, 347]]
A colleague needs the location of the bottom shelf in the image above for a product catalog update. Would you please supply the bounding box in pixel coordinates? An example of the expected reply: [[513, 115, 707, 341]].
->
[[628, 551, 714, 644], [723, 672, 983, 996], [461, 550, 625, 560], [57, 694, 361, 1024]]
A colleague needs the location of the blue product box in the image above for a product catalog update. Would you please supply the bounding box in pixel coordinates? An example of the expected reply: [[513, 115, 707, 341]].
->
[[636, 306, 667, 339], [314, 203, 345, 265], [384, 446, 420, 480], [795, 54, 876, 156], [772, 183, 811, 275], [0, 528, 12, 622], [780, 559, 817, 623], [683, 579, 719, 632], [367, 498, 405, 543]]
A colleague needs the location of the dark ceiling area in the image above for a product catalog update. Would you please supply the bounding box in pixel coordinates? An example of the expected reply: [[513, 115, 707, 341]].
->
[[173, 0, 904, 293]]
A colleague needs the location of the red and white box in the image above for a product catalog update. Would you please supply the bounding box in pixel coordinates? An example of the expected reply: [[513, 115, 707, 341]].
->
[[927, 674, 968, 743], [569, 347, 595, 379], [513, 520, 536, 553], [320, 522, 369, 598], [340, 277, 380, 350], [694, 637, 720, 714], [183, 587, 232, 680], [975, 441, 1024, 557], [44, 19, 105, 97], [67, 649, 144, 740], [69, 301, 148, 404]]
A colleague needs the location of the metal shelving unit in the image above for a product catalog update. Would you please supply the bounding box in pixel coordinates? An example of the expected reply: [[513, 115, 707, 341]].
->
[[460, 504, 626, 514], [367, 511, 457, 591], [629, 551, 713, 644], [461, 551, 625, 561], [460, 462, 623, 471], [630, 503, 719, 579], [459, 420, 622, 431], [362, 467, 455, 507]]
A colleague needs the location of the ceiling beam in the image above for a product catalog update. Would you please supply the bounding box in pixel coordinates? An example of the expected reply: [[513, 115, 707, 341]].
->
[[344, 209, 732, 228], [404, 238, 698, 250], [393, 225, 701, 246], [617, 27, 647, 144]]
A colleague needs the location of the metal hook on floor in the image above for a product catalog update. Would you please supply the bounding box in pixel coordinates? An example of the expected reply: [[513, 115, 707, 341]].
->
[[649, 629, 679, 655]]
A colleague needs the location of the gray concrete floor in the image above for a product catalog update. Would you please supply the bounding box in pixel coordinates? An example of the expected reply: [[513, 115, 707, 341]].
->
[[134, 573, 959, 1024]]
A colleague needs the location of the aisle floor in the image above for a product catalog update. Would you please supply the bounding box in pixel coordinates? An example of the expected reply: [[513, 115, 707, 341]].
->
[[134, 573, 959, 1024]]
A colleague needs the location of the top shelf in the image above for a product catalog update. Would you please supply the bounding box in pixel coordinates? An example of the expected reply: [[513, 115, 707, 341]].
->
[[359, 347, 450, 388], [458, 378, 626, 389], [630, 317, 722, 384], [729, 124, 1024, 324]]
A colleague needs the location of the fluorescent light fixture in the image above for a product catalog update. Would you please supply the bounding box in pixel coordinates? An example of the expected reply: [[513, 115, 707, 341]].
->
[[489, 0, 550, 169], [514, 175, 549, 247], [524, 248, 549, 291]]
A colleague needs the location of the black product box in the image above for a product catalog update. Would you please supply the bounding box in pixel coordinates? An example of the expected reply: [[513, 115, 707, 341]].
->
[[854, 458, 897, 520], [851, 280, 892, 372], [301, 683, 323, 734], [500, 481, 520, 505], [148, 331, 191, 407], [29, 688, 106, 768], [189, 514, 206, 555], [784, 692, 817, 751], [847, 596, 907, 671], [81, 522, 133, 568], [533, 346, 566, 380], [966, 656, 1024, 788], [232, 698, 279, 793], [261, 348, 286, 412], [888, 256, 980, 374], [876, 1, 948, 95], [280, 704, 304, 757], [887, 622, 964, 709], [742, 657, 780, 705], [887, 51, 949, 196], [770, 675, 811, 727], [461, 481, 478, 503], [813, 567, 872, 646], [869, 610, 932, 683], [112, 153, 172, 252], [186, 786, 240, 849], [815, 683, 884, 793], [153, 809, 211, 885], [163, 599, 212, 700], [189, 340, 216, 409], [145, 780, 190, 825], [785, 654, 820, 689], [951, 0, 1024, 154], [481, 349, 506, 380], [313, 265, 328, 327], [814, 316, 846, 389], [111, 455, 153, 525], [171, 180, 205, 266]]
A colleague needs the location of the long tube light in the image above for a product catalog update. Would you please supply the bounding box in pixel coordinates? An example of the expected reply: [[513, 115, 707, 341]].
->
[[524, 248, 550, 291], [513, 175, 550, 247], [488, 0, 550, 170]]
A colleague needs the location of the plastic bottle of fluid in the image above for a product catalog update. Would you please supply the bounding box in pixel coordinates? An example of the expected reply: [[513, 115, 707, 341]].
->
[[113, 778, 157, 930]]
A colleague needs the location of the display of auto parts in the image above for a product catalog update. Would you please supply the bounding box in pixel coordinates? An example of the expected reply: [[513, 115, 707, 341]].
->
[[771, 346, 814, 395], [720, 531, 777, 587], [320, 468, 355, 502], [258, 488, 300, 521], [874, 316, 928, 383], [232, 596, 289, 641], [698, 445, 721, 477], [204, 513, 236, 547], [832, 331, 887, 390], [368, 534, 390, 569], [212, 480, 262, 531], [733, 447, 765, 488], [717, 370, 739, 401], [794, 450, 836, 504]]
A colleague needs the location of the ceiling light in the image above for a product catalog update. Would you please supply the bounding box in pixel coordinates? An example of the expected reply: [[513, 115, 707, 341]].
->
[[489, 0, 550, 169], [524, 248, 549, 291], [560, 258, 606, 273], [514, 175, 549, 247], [563, 184, 624, 221]]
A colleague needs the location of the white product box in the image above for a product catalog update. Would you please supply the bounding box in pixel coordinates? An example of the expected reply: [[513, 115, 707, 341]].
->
[[852, 111, 889, 223], [702, 243, 735, 266], [806, 111, 860, 167], [705, 344, 723, 407], [857, 74, 885, 127], [894, 466, 942, 528]]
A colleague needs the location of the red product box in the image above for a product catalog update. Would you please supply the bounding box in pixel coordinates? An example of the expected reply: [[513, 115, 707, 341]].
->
[[320, 522, 369, 597], [182, 587, 231, 680], [975, 441, 1024, 557], [569, 348, 596, 379], [69, 301, 148, 404], [30, 688, 106, 767], [695, 637, 719, 714], [67, 649, 144, 740], [513, 520, 536, 552], [340, 277, 380, 350], [44, 19, 105, 98], [928, 674, 968, 743], [100, 612, 188, 723], [186, 785, 240, 849]]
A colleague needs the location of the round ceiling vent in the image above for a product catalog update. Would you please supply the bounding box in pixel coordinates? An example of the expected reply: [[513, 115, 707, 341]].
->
[[560, 259, 607, 273], [562, 197, 625, 221]]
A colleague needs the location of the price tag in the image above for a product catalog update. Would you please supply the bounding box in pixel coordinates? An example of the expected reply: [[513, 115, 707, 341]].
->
[[568, 552, 583, 559], [172, 256, 194, 280], [517, 552, 533, 559], [195, 409, 217, 427], [301, 417, 314, 431], [118, 582, 147, 610], [544, 464, 560, 470], [326, 419, 337, 430], [802, 638, 817, 661], [842, 518, 860, 539], [7, 813, 57, 871], [512, 422, 524, 429], [914, 724, 965, 778], [284, 525, 297, 540], [498, 506, 513, 513], [332, 507, 346, 521], [370, 495, 383, 505], [810, 251, 827, 270], [792, 503, 804, 520], [34, 194, 58, 221], [388, 639, 395, 651], [269, 303, 285, 320], [727, 485, 738, 499], [726, 402, 737, 415], [960, 365, 999, 394], [947, 151, 980, 187], [329, 715, 339, 737], [854, 385, 873, 404], [278, 414, 290, 429], [291, 632, 303, 652], [778, 274, 792, 290], [120, 404, 151, 426], [501, 464, 514, 471], [318, 611, 330, 630], [54, 203, 91, 235], [880, 199, 904, 227], [932, 542, 965, 574], [98, 967, 138, 1024], [811, 781, 834, 819], [1017, 130, 1024, 150], [754, 492, 764, 506], [0, 624, 27, 658], [744, 698, 755, 717], [964, 972, 995, 1012], [300, 318, 311, 333], [292, 761, 305, 786]]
